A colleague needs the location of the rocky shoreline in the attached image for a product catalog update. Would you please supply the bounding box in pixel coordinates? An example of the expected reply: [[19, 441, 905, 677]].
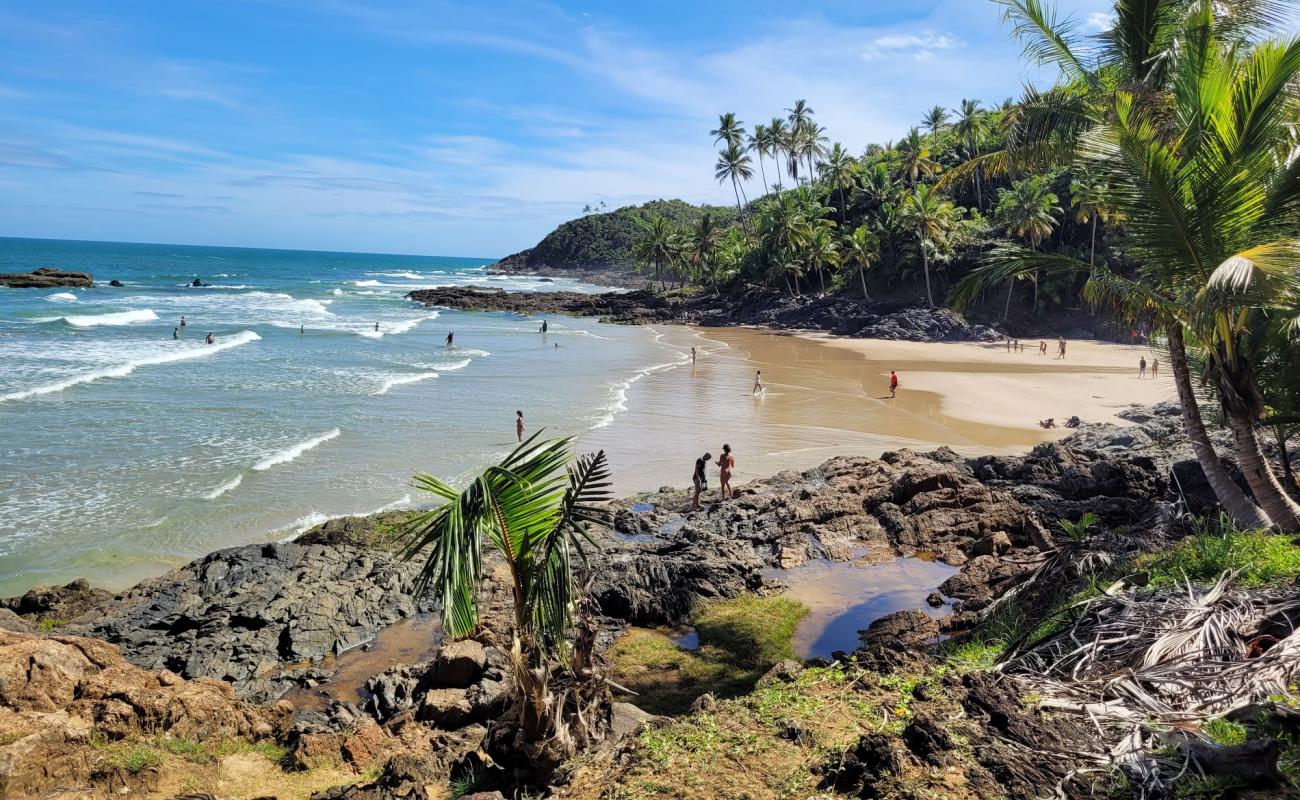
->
[[408, 284, 1002, 342], [0, 403, 1229, 797]]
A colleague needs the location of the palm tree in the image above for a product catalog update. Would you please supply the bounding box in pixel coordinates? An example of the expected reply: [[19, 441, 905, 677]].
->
[[799, 122, 829, 186], [952, 98, 988, 208], [895, 128, 939, 185], [899, 183, 959, 308], [817, 143, 857, 225], [715, 143, 755, 228], [401, 434, 613, 747], [953, 5, 1299, 530], [993, 174, 1061, 314], [786, 100, 816, 183], [632, 215, 679, 290], [1069, 173, 1116, 267], [806, 225, 840, 295], [922, 104, 950, 147], [710, 112, 745, 148], [747, 124, 770, 197], [765, 118, 789, 190], [690, 212, 723, 288], [841, 224, 880, 300], [780, 124, 802, 186]]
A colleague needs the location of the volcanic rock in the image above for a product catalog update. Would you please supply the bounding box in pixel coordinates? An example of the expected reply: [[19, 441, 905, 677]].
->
[[0, 267, 93, 288]]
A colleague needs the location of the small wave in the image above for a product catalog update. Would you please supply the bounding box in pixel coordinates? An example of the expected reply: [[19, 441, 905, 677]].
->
[[331, 288, 344, 296], [450, 348, 491, 357], [353, 279, 382, 287], [373, 371, 439, 395], [413, 357, 470, 372], [252, 428, 341, 471], [202, 474, 243, 500], [47, 292, 78, 303], [0, 330, 262, 404], [367, 271, 425, 280], [63, 309, 159, 327], [279, 494, 413, 539]]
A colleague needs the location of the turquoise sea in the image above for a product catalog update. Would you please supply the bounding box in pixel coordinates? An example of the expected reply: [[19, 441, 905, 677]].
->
[[0, 237, 685, 595]]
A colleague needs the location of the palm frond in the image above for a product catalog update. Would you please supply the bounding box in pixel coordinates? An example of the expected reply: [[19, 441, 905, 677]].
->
[[996, 0, 1095, 83]]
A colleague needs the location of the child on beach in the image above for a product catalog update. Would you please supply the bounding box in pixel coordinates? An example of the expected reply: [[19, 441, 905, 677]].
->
[[889, 370, 898, 398]]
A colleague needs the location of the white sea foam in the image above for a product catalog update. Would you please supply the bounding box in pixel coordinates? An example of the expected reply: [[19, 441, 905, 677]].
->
[[47, 292, 77, 303], [202, 474, 243, 500], [0, 329, 262, 403], [331, 288, 344, 296], [367, 271, 425, 280], [413, 357, 470, 372], [63, 309, 159, 327], [279, 494, 412, 539], [373, 371, 439, 395], [353, 279, 382, 287], [252, 428, 341, 471]]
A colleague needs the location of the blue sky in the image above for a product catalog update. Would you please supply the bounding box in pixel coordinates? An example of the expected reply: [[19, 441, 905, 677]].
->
[[1, 0, 1130, 257]]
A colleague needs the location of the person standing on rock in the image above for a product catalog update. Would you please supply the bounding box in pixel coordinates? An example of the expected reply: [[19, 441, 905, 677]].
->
[[889, 370, 899, 398], [1139, 356, 1147, 378], [516, 410, 524, 442], [692, 452, 712, 511], [718, 444, 735, 500]]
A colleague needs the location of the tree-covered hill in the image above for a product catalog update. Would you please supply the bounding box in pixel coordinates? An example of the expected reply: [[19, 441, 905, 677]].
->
[[501, 199, 736, 272]]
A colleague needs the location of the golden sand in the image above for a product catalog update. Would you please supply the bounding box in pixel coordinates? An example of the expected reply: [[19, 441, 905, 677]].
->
[[580, 326, 1175, 496]]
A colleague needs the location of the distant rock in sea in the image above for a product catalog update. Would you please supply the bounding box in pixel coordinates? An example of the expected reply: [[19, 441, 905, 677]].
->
[[0, 267, 94, 288]]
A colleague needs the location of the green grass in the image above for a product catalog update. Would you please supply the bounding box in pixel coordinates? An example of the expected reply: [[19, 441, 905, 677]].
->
[[110, 746, 163, 774], [1201, 718, 1247, 747], [1139, 529, 1300, 589], [607, 595, 809, 715]]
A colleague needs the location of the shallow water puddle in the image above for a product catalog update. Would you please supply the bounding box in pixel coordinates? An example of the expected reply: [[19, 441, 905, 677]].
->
[[763, 557, 958, 659], [283, 614, 442, 711]]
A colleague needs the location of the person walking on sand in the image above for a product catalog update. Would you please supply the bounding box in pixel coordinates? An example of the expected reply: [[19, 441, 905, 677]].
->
[[692, 452, 712, 511], [1006, 337, 1012, 353], [718, 444, 735, 500], [1152, 359, 1159, 379], [515, 410, 524, 442], [1057, 337, 1067, 359], [889, 370, 899, 398], [753, 370, 763, 395], [446, 332, 454, 347], [1040, 340, 1047, 355], [1139, 356, 1147, 378]]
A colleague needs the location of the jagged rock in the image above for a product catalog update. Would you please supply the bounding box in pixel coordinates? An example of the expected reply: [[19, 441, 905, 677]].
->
[[433, 639, 487, 688], [902, 714, 955, 766], [972, 531, 1012, 556], [364, 662, 428, 721], [2, 578, 111, 622], [758, 659, 804, 685], [689, 693, 717, 713], [610, 702, 656, 738], [108, 279, 123, 287], [859, 610, 939, 651], [776, 717, 815, 747], [0, 267, 93, 288], [925, 592, 944, 608], [418, 688, 471, 728], [0, 609, 35, 633]]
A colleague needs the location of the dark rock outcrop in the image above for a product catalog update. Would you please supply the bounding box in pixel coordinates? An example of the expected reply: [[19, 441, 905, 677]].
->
[[0, 267, 93, 288]]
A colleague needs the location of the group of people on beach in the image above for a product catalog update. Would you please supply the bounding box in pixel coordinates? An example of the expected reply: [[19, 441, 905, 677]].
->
[[170, 316, 216, 344], [1138, 356, 1160, 379], [1006, 336, 1067, 358]]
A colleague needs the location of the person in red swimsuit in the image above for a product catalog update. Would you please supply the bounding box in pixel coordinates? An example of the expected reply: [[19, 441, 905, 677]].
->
[[889, 370, 898, 398]]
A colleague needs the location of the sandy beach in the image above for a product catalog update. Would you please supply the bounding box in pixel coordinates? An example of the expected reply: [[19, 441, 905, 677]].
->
[[580, 327, 1177, 496]]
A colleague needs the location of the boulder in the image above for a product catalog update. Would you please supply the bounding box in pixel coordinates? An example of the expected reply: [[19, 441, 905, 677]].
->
[[432, 639, 487, 688], [0, 268, 93, 288], [972, 531, 1012, 557], [417, 688, 471, 728], [858, 610, 940, 651], [610, 702, 655, 738]]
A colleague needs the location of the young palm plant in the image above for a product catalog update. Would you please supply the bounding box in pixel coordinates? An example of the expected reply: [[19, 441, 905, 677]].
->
[[400, 434, 614, 753]]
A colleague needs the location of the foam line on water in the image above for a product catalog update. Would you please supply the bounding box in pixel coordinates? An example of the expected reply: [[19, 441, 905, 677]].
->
[[252, 428, 341, 471], [47, 292, 78, 303], [202, 474, 243, 500], [63, 309, 159, 327], [279, 493, 412, 539], [0, 329, 262, 404], [373, 372, 439, 395]]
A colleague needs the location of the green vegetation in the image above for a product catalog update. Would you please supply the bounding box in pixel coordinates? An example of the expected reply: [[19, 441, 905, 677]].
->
[[524, 199, 736, 273], [401, 433, 614, 750], [1138, 527, 1300, 589], [109, 745, 163, 774], [607, 596, 808, 715]]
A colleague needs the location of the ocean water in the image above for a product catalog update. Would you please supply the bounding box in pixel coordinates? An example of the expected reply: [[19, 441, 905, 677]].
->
[[0, 237, 681, 595]]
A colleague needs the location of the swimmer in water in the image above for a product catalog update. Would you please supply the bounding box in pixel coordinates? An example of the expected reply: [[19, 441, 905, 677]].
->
[[374, 322, 380, 332], [205, 332, 215, 344], [446, 332, 454, 347], [172, 327, 179, 340]]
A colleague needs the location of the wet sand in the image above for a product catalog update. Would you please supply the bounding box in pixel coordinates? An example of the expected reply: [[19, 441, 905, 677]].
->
[[579, 327, 1175, 496]]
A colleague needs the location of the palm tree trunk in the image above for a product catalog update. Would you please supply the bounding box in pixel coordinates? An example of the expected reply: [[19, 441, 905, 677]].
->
[[1166, 327, 1272, 529], [919, 231, 934, 308], [818, 267, 826, 294], [1003, 280, 1014, 320], [974, 164, 983, 211], [1089, 216, 1097, 267], [757, 155, 768, 197], [858, 265, 870, 300], [1225, 405, 1300, 531], [838, 188, 846, 226], [731, 179, 746, 232]]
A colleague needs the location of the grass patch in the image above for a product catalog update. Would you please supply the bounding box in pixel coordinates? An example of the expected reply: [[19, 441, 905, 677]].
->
[[1200, 718, 1247, 747], [37, 618, 65, 632], [607, 596, 808, 715], [110, 745, 164, 774], [1138, 529, 1300, 588]]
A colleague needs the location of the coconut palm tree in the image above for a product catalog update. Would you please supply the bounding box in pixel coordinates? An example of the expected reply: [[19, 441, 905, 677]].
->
[[747, 124, 770, 197], [1069, 173, 1117, 267], [807, 224, 840, 295], [993, 174, 1062, 314], [817, 143, 857, 225], [690, 211, 723, 288], [715, 143, 755, 228], [922, 104, 950, 147], [895, 128, 940, 185], [786, 100, 816, 183], [401, 434, 613, 747], [632, 215, 679, 290], [900, 183, 960, 308], [841, 224, 880, 300], [710, 112, 745, 148], [952, 98, 988, 208], [781, 124, 802, 186], [953, 5, 1299, 529], [765, 118, 789, 190]]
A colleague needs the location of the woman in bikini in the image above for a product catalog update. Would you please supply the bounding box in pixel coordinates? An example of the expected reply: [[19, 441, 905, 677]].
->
[[718, 443, 735, 500]]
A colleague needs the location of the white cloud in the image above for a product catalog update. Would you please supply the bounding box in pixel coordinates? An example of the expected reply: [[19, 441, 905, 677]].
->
[[1085, 11, 1115, 32]]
